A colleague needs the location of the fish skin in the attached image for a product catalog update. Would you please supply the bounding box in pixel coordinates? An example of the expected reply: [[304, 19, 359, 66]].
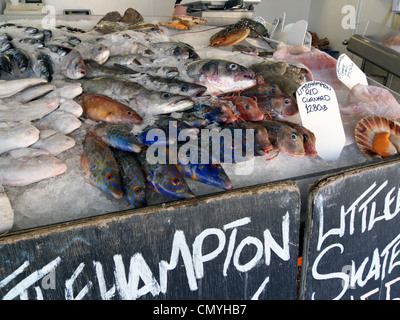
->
[[60, 49, 86, 80], [88, 44, 111, 65], [94, 123, 142, 153], [186, 59, 257, 96], [227, 96, 264, 122], [8, 48, 31, 71], [152, 41, 200, 61], [240, 83, 284, 97], [34, 51, 53, 82], [0, 78, 47, 99], [259, 120, 306, 157], [113, 149, 146, 207], [136, 149, 195, 200], [0, 148, 67, 187], [176, 162, 233, 190], [12, 84, 55, 103], [0, 98, 59, 122], [81, 131, 123, 200], [233, 121, 274, 156], [80, 92, 143, 125], [31, 129, 76, 156], [35, 110, 82, 135], [0, 122, 40, 154], [84, 59, 135, 78], [186, 104, 235, 124], [59, 99, 83, 117], [257, 94, 299, 119]]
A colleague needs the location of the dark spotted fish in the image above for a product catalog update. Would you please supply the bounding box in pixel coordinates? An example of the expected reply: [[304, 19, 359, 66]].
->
[[81, 131, 123, 199], [113, 149, 146, 208]]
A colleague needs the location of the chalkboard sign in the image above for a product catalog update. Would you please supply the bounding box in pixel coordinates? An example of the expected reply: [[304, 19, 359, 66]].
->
[[300, 158, 400, 300], [0, 182, 300, 300]]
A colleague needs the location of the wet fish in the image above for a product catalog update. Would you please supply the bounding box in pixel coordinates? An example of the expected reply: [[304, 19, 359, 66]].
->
[[34, 51, 53, 82], [13, 83, 55, 103], [260, 120, 305, 157], [257, 95, 299, 119], [103, 54, 147, 68], [84, 59, 135, 78], [94, 123, 142, 153], [0, 78, 47, 98], [87, 44, 111, 65], [226, 96, 264, 121], [0, 53, 13, 74], [0, 122, 40, 154], [0, 98, 59, 122], [186, 59, 257, 96], [46, 44, 73, 57], [125, 73, 207, 97], [80, 92, 143, 125], [19, 38, 44, 48], [234, 121, 274, 156], [186, 103, 236, 124], [152, 41, 200, 61], [113, 149, 146, 207], [136, 149, 195, 200], [81, 131, 123, 199], [35, 110, 82, 135], [0, 39, 13, 53], [240, 83, 283, 97], [176, 162, 233, 190], [81, 77, 194, 115], [31, 129, 76, 156], [8, 48, 31, 72], [59, 99, 83, 117], [0, 148, 67, 187], [60, 49, 86, 79]]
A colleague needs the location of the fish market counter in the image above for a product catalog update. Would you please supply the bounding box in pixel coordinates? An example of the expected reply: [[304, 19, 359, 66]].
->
[[1, 11, 400, 300]]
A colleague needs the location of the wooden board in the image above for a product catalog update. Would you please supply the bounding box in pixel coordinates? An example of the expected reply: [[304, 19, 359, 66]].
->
[[300, 158, 400, 300], [0, 182, 300, 300]]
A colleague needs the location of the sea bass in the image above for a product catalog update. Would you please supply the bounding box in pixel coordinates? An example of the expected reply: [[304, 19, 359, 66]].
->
[[0, 148, 67, 187], [81, 77, 194, 116], [186, 59, 257, 96], [80, 92, 143, 125], [113, 149, 146, 207], [94, 123, 142, 153], [81, 131, 123, 199], [136, 149, 195, 200]]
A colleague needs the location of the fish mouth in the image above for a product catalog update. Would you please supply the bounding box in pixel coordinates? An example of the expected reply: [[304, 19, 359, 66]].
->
[[194, 87, 207, 97]]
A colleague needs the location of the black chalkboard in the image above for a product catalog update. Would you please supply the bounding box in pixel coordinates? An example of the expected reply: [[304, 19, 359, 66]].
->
[[300, 158, 400, 300], [0, 182, 300, 300]]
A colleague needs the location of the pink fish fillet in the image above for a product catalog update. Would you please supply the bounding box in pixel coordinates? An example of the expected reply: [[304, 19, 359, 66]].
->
[[0, 148, 67, 187]]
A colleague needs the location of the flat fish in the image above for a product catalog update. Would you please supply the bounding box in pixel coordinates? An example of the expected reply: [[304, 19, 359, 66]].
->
[[47, 82, 83, 101], [0, 148, 67, 187], [31, 129, 76, 156], [0, 78, 47, 98], [0, 98, 59, 121], [113, 149, 146, 207], [81, 131, 123, 199], [12, 84, 56, 103], [0, 122, 40, 154], [59, 99, 83, 118], [35, 110, 82, 135], [94, 123, 142, 153]]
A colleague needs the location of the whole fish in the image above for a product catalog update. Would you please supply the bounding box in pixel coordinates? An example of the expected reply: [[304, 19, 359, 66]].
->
[[186, 59, 257, 96], [80, 92, 143, 125], [84, 59, 135, 78], [135, 149, 195, 200], [59, 99, 83, 117], [81, 131, 123, 199], [260, 120, 305, 157], [0, 98, 59, 122], [31, 129, 76, 156], [0, 122, 40, 154], [152, 41, 200, 61], [0, 78, 47, 98], [60, 49, 86, 79], [257, 95, 299, 119], [113, 149, 146, 207], [81, 77, 194, 115], [35, 110, 82, 135], [103, 54, 147, 68], [94, 123, 142, 153], [125, 73, 207, 97], [226, 96, 264, 121], [234, 121, 274, 156], [0, 148, 67, 187], [176, 162, 233, 190], [12, 83, 55, 103]]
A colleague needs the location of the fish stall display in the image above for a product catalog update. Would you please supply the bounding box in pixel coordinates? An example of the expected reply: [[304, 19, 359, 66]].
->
[[0, 7, 398, 233]]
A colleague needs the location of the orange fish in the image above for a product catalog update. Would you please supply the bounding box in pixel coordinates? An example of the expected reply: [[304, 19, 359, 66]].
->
[[226, 96, 264, 122], [80, 93, 143, 125]]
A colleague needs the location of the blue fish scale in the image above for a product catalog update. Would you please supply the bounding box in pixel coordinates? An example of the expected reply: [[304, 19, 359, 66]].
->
[[113, 149, 146, 207], [96, 124, 142, 152], [82, 134, 122, 198]]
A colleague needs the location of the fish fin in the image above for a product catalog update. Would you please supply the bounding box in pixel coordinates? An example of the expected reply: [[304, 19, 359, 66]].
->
[[113, 63, 137, 74]]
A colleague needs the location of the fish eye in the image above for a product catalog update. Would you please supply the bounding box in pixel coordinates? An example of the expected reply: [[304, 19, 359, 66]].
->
[[134, 186, 142, 195], [106, 173, 113, 182], [172, 178, 180, 186], [254, 129, 258, 135], [127, 111, 132, 115], [228, 63, 238, 71], [244, 105, 250, 110], [173, 48, 181, 56], [291, 133, 298, 141], [271, 88, 276, 93], [205, 108, 212, 114], [303, 135, 309, 143], [181, 84, 189, 92], [161, 93, 171, 99], [284, 99, 290, 104]]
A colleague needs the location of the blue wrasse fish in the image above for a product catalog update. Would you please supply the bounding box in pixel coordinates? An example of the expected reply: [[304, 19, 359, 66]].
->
[[135, 149, 195, 200], [113, 149, 146, 208], [81, 131, 123, 199], [93, 123, 142, 153]]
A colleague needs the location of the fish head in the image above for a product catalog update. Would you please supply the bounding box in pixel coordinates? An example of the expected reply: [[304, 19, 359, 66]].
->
[[139, 91, 194, 114], [277, 127, 306, 157], [191, 163, 233, 190], [245, 123, 273, 155], [125, 179, 146, 208], [90, 45, 111, 65], [280, 95, 299, 117], [62, 50, 86, 79], [232, 96, 264, 121], [179, 82, 207, 97], [157, 165, 195, 200], [213, 101, 238, 124], [192, 104, 227, 124], [299, 127, 318, 158]]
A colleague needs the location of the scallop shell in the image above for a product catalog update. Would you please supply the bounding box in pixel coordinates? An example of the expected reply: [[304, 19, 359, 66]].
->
[[355, 115, 400, 158]]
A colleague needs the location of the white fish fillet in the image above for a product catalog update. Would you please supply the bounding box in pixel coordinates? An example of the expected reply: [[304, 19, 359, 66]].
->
[[59, 100, 83, 117], [32, 129, 76, 156], [0, 98, 59, 122], [0, 122, 40, 154], [0, 186, 13, 235], [0, 148, 67, 187], [35, 110, 82, 134], [0, 78, 48, 99]]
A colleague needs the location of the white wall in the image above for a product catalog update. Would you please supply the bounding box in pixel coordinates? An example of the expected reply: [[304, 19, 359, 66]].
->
[[254, 0, 311, 24]]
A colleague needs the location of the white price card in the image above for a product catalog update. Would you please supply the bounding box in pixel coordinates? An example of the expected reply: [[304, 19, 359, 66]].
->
[[336, 53, 368, 89], [296, 81, 346, 161]]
